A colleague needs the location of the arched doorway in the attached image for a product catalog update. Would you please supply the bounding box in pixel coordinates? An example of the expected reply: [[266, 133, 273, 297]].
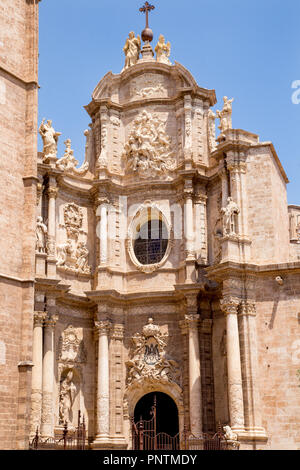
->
[[132, 392, 180, 450]]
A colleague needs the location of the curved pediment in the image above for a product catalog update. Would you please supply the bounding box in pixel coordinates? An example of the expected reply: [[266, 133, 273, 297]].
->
[[87, 61, 216, 113]]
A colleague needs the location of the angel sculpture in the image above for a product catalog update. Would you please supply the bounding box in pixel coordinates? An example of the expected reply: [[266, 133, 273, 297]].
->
[[155, 35, 171, 65], [216, 97, 234, 133]]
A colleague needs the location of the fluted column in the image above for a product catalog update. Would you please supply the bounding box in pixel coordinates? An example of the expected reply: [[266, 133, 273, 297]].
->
[[239, 301, 266, 438], [30, 311, 47, 437], [93, 320, 111, 446], [220, 297, 245, 433], [41, 314, 58, 438], [181, 314, 202, 436]]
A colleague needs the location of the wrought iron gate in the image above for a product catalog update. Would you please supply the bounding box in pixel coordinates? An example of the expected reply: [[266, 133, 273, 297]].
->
[[29, 411, 86, 450], [131, 395, 180, 450]]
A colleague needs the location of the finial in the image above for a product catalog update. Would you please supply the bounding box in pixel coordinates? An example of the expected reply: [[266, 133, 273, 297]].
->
[[139, 1, 155, 43]]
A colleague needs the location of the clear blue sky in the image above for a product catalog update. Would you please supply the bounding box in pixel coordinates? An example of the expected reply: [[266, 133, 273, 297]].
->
[[38, 0, 300, 204]]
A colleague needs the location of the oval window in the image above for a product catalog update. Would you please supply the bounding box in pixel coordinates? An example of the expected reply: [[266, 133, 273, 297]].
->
[[133, 218, 169, 266]]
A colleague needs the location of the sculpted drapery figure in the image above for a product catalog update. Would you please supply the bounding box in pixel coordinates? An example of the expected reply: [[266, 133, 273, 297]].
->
[[155, 35, 171, 65], [75, 242, 90, 273], [39, 118, 61, 161], [59, 370, 77, 425], [221, 197, 240, 236], [123, 32, 141, 69], [36, 216, 48, 253], [216, 97, 234, 133]]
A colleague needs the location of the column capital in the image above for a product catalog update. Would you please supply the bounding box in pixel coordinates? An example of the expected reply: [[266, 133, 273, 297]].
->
[[180, 314, 200, 333], [239, 301, 256, 317], [33, 311, 47, 327], [220, 297, 240, 316], [47, 186, 58, 199], [44, 314, 58, 329], [110, 324, 125, 341], [95, 320, 112, 337]]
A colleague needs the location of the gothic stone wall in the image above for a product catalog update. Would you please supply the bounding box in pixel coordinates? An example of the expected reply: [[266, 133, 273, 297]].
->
[[0, 0, 39, 449]]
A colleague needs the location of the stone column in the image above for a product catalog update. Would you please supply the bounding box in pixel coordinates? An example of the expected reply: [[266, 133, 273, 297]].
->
[[93, 320, 111, 447], [41, 314, 58, 438], [30, 311, 47, 437], [182, 314, 202, 437], [220, 297, 245, 433], [194, 194, 208, 263], [47, 178, 58, 278], [239, 301, 267, 438]]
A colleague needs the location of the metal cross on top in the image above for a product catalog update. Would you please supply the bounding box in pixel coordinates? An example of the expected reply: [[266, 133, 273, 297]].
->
[[139, 2, 155, 29]]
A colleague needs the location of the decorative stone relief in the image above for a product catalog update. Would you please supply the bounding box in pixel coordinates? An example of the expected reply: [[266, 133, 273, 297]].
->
[[39, 119, 61, 162], [97, 122, 108, 168], [56, 139, 89, 175], [131, 74, 167, 100], [123, 110, 175, 179], [155, 35, 171, 65], [126, 318, 181, 388], [123, 31, 141, 70], [58, 325, 87, 364], [207, 109, 217, 153], [57, 204, 91, 275], [221, 197, 240, 236], [64, 203, 84, 240], [36, 216, 48, 253], [216, 97, 234, 134]]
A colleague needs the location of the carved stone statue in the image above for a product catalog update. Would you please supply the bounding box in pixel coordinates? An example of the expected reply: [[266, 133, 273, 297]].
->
[[221, 197, 240, 236], [123, 110, 175, 179], [56, 139, 89, 175], [207, 109, 217, 153], [59, 370, 77, 425], [39, 118, 61, 162], [36, 216, 48, 253], [123, 32, 141, 70], [216, 97, 234, 133], [56, 240, 74, 267], [223, 425, 238, 441], [75, 242, 90, 274], [155, 34, 171, 65]]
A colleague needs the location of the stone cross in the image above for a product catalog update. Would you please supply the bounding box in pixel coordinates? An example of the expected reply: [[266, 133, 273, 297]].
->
[[139, 2, 155, 28]]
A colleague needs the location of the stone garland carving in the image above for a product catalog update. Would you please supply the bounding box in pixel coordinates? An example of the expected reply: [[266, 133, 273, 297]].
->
[[216, 97, 234, 134], [36, 216, 48, 253], [207, 109, 217, 153], [221, 197, 240, 236], [123, 110, 175, 179], [56, 139, 89, 175], [97, 123, 108, 168], [126, 318, 181, 389], [123, 31, 141, 70], [155, 34, 171, 65], [39, 118, 61, 162]]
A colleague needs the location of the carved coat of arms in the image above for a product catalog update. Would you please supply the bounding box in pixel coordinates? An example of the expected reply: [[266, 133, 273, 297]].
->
[[126, 318, 181, 388]]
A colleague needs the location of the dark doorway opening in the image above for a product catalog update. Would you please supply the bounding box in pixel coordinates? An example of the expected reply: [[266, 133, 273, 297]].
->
[[134, 392, 179, 437]]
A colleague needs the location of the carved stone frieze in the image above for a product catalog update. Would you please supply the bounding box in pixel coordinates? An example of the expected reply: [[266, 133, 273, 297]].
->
[[131, 75, 167, 100], [126, 318, 181, 389], [123, 110, 175, 179]]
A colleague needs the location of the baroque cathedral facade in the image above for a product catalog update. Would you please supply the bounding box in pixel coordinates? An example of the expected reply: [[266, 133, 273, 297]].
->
[[0, 1, 300, 450]]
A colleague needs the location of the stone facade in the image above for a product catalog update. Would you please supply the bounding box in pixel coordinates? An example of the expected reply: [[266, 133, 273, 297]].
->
[[0, 5, 300, 451]]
